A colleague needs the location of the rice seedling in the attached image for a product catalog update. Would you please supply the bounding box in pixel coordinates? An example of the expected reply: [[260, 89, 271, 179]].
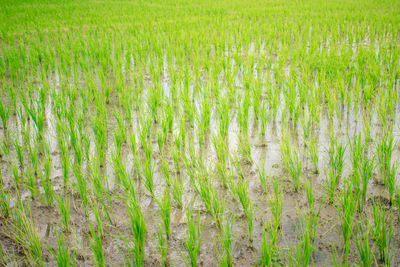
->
[[183, 208, 202, 267], [375, 131, 396, 184], [90, 162, 114, 224], [0, 186, 10, 218], [259, 221, 278, 266], [257, 163, 268, 194], [72, 163, 88, 212], [12, 163, 20, 189], [12, 205, 43, 266], [355, 220, 374, 267], [56, 194, 70, 231], [40, 158, 54, 207], [230, 178, 253, 242], [371, 201, 393, 265], [325, 137, 346, 202], [307, 134, 319, 174], [141, 155, 155, 196], [0, 100, 10, 130], [171, 175, 183, 208], [268, 175, 283, 230], [358, 158, 374, 212], [238, 132, 252, 163], [386, 163, 397, 204], [212, 133, 229, 187], [157, 189, 171, 239], [13, 137, 24, 168], [336, 182, 356, 266], [280, 134, 302, 192], [219, 215, 234, 267], [290, 208, 321, 267], [49, 229, 76, 267], [89, 220, 105, 267], [124, 196, 146, 267]]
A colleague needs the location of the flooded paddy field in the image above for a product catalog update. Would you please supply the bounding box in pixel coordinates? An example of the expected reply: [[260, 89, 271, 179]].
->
[[1, 0, 400, 266]]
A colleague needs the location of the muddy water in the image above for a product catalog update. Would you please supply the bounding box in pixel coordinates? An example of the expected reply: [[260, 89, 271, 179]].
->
[[1, 73, 400, 267]]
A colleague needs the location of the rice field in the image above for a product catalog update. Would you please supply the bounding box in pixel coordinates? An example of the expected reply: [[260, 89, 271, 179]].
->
[[1, 0, 400, 266]]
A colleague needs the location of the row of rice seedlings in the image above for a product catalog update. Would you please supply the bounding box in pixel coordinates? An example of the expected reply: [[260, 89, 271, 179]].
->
[[183, 208, 202, 267]]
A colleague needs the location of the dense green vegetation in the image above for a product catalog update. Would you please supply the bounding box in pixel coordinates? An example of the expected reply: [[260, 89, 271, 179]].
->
[[0, 0, 400, 265]]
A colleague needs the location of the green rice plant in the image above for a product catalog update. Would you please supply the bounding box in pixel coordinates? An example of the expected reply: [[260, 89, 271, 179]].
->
[[49, 229, 75, 267], [219, 216, 234, 267], [291, 209, 321, 267], [90, 162, 114, 224], [257, 163, 267, 194], [304, 177, 314, 210], [325, 138, 346, 202], [348, 134, 365, 178], [268, 175, 283, 230], [230, 178, 253, 243], [91, 110, 108, 167], [12, 163, 20, 189], [89, 221, 105, 267], [157, 225, 168, 267], [157, 189, 171, 239], [301, 113, 311, 140], [171, 175, 183, 208], [336, 182, 356, 266], [386, 163, 397, 204], [141, 155, 155, 196], [0, 186, 10, 218], [280, 134, 302, 192], [72, 163, 88, 212], [0, 135, 10, 158], [12, 206, 43, 266], [160, 156, 171, 186], [238, 132, 252, 163], [217, 93, 230, 139], [237, 91, 250, 133], [307, 134, 319, 174], [40, 158, 54, 207], [183, 208, 202, 267], [259, 99, 269, 136], [26, 91, 45, 140], [124, 196, 147, 267], [197, 169, 225, 228], [355, 220, 374, 267], [57, 136, 69, 187], [371, 201, 393, 265], [157, 129, 166, 154], [0, 100, 10, 130], [375, 131, 396, 184], [129, 131, 140, 175], [212, 133, 229, 187], [358, 158, 374, 212], [172, 144, 181, 175], [56, 194, 70, 231], [13, 137, 24, 168], [259, 220, 279, 266]]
